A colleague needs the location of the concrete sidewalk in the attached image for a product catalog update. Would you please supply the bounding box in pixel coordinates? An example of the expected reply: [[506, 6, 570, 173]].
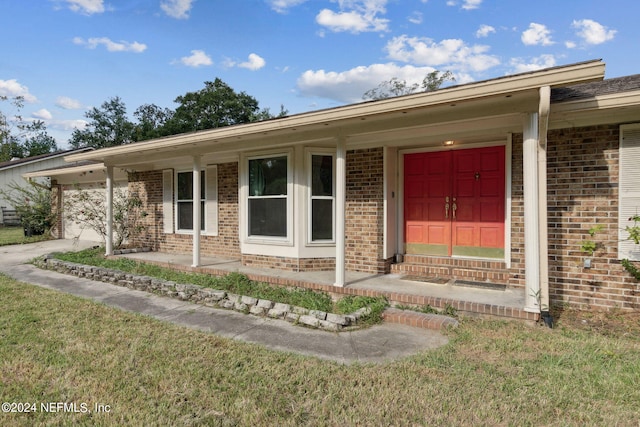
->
[[0, 240, 449, 364]]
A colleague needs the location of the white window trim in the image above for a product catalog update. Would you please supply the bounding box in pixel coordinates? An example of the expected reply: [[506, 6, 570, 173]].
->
[[241, 149, 294, 246], [619, 124, 640, 261], [173, 166, 218, 236], [306, 149, 336, 246]]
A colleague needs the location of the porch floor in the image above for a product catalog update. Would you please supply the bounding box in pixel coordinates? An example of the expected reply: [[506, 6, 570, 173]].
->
[[115, 251, 535, 322]]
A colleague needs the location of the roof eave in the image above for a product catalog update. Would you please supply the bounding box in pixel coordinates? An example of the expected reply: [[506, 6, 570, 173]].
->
[[65, 60, 606, 164]]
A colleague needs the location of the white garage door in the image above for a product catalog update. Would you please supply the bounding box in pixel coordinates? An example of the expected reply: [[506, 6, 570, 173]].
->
[[62, 182, 128, 242]]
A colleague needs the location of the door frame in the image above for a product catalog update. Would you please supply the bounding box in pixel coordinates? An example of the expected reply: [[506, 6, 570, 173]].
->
[[396, 137, 512, 266]]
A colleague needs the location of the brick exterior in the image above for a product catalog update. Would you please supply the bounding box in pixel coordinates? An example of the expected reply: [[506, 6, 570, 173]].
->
[[124, 128, 639, 310], [242, 254, 335, 272], [545, 125, 639, 310], [50, 181, 64, 239], [508, 125, 638, 310], [127, 163, 241, 259], [346, 147, 393, 273]]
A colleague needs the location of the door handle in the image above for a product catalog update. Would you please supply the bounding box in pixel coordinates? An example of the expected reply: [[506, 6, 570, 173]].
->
[[445, 196, 450, 218], [452, 197, 457, 219]]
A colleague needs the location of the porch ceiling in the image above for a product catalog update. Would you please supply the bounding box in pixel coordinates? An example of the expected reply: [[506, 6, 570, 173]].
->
[[65, 60, 606, 170]]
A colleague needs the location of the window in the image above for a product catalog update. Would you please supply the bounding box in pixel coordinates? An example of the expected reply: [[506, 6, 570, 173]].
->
[[619, 124, 640, 261], [177, 170, 205, 231], [162, 166, 217, 235], [248, 155, 288, 238], [309, 154, 334, 242]]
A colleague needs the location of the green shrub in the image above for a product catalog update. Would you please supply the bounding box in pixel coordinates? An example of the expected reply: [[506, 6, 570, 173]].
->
[[0, 180, 54, 236]]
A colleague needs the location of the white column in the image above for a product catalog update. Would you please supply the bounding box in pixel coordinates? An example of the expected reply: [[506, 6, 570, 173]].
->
[[335, 137, 346, 287], [537, 86, 551, 312], [523, 113, 541, 313], [105, 165, 114, 256], [192, 156, 201, 267]]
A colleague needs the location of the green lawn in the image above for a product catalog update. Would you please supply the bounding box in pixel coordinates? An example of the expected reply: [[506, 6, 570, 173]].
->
[[0, 227, 50, 246], [1, 273, 639, 426]]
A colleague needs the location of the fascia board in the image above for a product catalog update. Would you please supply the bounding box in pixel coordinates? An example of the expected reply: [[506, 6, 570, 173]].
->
[[65, 60, 605, 164], [23, 163, 106, 179]]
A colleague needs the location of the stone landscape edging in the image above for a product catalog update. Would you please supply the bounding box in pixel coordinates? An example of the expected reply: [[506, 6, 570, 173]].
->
[[38, 256, 373, 332]]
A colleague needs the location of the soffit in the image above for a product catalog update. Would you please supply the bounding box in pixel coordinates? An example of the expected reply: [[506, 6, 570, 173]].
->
[[65, 60, 605, 168]]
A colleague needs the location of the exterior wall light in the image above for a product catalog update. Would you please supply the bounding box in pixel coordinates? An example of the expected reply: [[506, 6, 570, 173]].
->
[[443, 140, 455, 146]]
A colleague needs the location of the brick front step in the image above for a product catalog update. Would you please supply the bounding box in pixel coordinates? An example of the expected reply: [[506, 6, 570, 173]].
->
[[382, 308, 459, 331], [391, 255, 510, 285]]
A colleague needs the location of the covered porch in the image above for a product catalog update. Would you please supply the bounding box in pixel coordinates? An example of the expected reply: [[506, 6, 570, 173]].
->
[[113, 249, 532, 321]]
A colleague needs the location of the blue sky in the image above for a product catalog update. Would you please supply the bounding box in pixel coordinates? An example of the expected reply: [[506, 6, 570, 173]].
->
[[0, 0, 634, 147]]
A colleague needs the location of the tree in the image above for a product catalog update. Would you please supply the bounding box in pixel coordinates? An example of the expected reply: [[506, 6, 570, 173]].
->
[[69, 96, 134, 149], [21, 120, 58, 157], [132, 103, 174, 142], [363, 70, 455, 101], [166, 78, 261, 134], [1, 96, 58, 161]]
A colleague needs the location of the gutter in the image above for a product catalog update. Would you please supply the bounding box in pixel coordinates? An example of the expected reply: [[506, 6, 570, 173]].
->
[[64, 60, 605, 164]]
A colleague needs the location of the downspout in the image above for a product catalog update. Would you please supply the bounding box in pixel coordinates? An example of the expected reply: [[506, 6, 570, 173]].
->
[[537, 86, 552, 327], [522, 113, 540, 314], [335, 135, 346, 287]]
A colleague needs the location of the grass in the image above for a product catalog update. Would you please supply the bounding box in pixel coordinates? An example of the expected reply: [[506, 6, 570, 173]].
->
[[51, 247, 388, 318], [1, 273, 639, 426], [0, 226, 50, 246], [395, 303, 458, 317]]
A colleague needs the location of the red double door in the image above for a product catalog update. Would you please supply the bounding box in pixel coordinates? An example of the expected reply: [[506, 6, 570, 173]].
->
[[404, 146, 505, 258]]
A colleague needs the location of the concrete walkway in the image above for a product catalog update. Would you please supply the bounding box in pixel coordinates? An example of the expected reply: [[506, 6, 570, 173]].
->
[[0, 240, 449, 364]]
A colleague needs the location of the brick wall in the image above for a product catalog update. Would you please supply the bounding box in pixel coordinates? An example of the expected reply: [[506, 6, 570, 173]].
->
[[512, 125, 640, 310], [50, 181, 63, 239], [242, 255, 335, 272], [546, 125, 639, 310], [346, 147, 392, 274], [127, 163, 241, 259]]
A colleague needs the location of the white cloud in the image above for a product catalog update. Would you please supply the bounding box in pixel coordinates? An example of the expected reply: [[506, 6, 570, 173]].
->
[[73, 37, 147, 53], [297, 62, 445, 104], [56, 96, 83, 110], [509, 54, 556, 74], [316, 0, 390, 33], [461, 0, 482, 10], [408, 11, 423, 25], [160, 0, 194, 19], [521, 23, 553, 46], [565, 40, 577, 49], [0, 79, 37, 103], [385, 35, 500, 72], [50, 119, 88, 132], [64, 0, 105, 15], [268, 0, 308, 13], [176, 50, 212, 67], [32, 109, 53, 120], [572, 19, 616, 45], [476, 24, 495, 38], [447, 0, 483, 10], [238, 53, 266, 71]]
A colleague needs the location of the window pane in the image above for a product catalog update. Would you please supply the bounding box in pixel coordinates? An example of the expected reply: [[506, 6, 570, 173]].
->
[[311, 155, 333, 196], [200, 171, 205, 200], [249, 198, 286, 237], [177, 171, 205, 200], [177, 172, 192, 200], [177, 201, 205, 230], [249, 156, 287, 196], [177, 201, 193, 230], [311, 199, 333, 240]]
